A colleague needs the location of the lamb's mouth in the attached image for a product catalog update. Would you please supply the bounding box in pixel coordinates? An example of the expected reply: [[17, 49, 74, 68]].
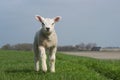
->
[[45, 31, 52, 35]]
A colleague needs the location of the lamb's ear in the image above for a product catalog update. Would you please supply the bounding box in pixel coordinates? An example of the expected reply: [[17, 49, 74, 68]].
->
[[35, 15, 44, 23], [54, 16, 61, 22]]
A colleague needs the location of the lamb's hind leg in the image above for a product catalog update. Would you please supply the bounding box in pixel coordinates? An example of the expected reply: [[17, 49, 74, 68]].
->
[[34, 45, 40, 72], [49, 47, 57, 72]]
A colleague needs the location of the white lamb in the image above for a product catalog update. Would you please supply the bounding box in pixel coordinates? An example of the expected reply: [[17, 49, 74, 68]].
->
[[33, 15, 61, 73]]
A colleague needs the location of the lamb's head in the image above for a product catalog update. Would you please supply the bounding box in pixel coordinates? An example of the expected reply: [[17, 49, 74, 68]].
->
[[35, 15, 61, 35]]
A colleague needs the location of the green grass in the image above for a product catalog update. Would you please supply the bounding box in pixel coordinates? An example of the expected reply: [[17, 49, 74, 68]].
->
[[0, 50, 120, 80]]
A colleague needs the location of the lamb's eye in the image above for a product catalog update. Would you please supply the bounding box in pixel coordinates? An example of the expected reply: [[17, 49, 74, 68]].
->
[[52, 23, 55, 25], [42, 23, 45, 25]]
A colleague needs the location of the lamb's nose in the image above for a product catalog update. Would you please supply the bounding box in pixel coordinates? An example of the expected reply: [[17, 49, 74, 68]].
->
[[46, 28, 50, 31]]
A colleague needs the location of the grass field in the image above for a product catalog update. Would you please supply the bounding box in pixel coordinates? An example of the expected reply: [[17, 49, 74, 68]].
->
[[0, 50, 120, 80]]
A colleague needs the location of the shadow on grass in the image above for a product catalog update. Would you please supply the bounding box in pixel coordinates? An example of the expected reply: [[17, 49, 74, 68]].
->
[[5, 69, 49, 75], [5, 69, 34, 73]]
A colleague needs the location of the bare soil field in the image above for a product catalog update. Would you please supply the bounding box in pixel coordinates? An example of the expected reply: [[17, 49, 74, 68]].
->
[[62, 51, 120, 59]]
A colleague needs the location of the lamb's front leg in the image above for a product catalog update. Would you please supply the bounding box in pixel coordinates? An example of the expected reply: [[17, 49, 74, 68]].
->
[[49, 47, 57, 72], [39, 46, 47, 72], [34, 54, 40, 71], [34, 47, 40, 72]]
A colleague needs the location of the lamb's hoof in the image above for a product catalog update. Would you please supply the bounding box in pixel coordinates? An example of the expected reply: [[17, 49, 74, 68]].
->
[[43, 71, 47, 73], [42, 69, 47, 73], [35, 69, 39, 72], [50, 70, 55, 73]]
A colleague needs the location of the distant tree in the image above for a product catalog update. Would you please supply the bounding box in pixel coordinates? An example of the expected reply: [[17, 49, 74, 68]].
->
[[78, 43, 86, 50], [13, 43, 32, 51], [86, 43, 97, 50], [1, 44, 11, 50], [75, 43, 97, 51], [1, 43, 32, 51]]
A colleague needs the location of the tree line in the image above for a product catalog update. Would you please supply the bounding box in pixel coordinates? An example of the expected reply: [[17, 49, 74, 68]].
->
[[1, 43, 101, 51], [58, 43, 101, 51], [1, 43, 32, 51]]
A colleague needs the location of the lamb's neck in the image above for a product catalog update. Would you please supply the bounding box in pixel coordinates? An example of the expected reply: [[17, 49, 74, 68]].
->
[[42, 32, 54, 40]]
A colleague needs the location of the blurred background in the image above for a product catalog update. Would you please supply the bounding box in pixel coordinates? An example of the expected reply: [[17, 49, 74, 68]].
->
[[0, 0, 120, 50]]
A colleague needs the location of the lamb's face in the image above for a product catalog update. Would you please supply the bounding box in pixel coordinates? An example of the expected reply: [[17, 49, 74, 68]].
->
[[35, 15, 61, 35], [41, 18, 55, 34]]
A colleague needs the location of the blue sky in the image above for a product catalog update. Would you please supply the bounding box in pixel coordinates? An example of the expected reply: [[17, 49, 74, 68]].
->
[[0, 0, 120, 47]]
